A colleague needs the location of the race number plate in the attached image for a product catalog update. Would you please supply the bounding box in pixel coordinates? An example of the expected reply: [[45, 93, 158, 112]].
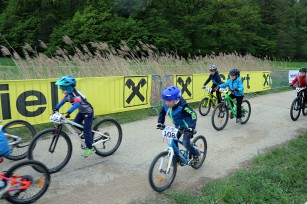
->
[[162, 126, 178, 139], [205, 87, 212, 92], [219, 88, 228, 92]]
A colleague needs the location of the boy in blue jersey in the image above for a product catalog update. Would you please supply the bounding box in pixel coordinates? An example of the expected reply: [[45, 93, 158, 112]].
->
[[217, 69, 244, 123], [203, 65, 223, 103], [53, 76, 94, 158], [157, 86, 199, 161]]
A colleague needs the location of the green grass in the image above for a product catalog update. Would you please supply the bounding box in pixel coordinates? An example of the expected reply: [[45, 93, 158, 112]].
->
[[0, 57, 16, 66], [271, 61, 307, 70], [165, 133, 307, 204]]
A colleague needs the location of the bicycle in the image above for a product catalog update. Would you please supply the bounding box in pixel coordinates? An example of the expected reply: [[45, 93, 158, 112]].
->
[[28, 112, 123, 174], [148, 126, 207, 192], [198, 87, 221, 116], [290, 87, 307, 121], [0, 160, 50, 204], [211, 88, 251, 131], [2, 120, 36, 161]]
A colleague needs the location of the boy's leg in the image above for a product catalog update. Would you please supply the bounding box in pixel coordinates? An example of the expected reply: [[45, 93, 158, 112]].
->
[[83, 112, 94, 149], [303, 90, 307, 105], [73, 112, 84, 132], [182, 133, 198, 157], [236, 96, 243, 118], [216, 90, 222, 103]]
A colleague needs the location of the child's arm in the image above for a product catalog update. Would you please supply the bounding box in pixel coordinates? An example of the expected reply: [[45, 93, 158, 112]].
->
[[290, 76, 298, 86], [67, 97, 81, 114], [158, 106, 167, 124], [183, 105, 197, 129], [218, 80, 229, 88], [203, 75, 212, 86]]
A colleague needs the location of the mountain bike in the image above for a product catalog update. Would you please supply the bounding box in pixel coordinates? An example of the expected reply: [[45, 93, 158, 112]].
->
[[28, 112, 122, 174], [290, 87, 307, 121], [1, 120, 36, 161], [211, 89, 251, 131], [148, 126, 207, 192], [0, 160, 50, 204], [198, 87, 220, 116]]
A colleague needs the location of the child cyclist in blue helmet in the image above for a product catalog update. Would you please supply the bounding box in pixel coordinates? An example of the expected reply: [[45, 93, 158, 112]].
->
[[216, 68, 244, 123], [157, 86, 199, 161], [54, 76, 94, 158]]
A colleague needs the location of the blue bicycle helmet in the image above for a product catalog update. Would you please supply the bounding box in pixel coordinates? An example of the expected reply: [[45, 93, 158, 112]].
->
[[229, 68, 240, 76], [55, 76, 76, 92], [162, 86, 181, 100], [299, 67, 307, 72], [55, 76, 76, 87]]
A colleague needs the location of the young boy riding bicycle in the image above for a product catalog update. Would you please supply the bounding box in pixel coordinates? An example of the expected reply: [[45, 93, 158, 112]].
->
[[157, 86, 199, 161], [203, 65, 223, 103], [216, 68, 244, 123], [54, 76, 95, 158], [290, 67, 307, 106]]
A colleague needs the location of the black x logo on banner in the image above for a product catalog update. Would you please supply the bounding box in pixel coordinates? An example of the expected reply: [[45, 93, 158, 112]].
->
[[263, 74, 269, 86], [177, 77, 192, 97], [125, 78, 147, 104]]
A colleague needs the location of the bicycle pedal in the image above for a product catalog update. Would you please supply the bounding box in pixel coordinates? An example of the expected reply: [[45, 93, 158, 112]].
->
[[81, 145, 86, 150]]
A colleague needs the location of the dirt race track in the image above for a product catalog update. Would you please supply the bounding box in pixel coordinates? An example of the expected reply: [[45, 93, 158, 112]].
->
[[2, 91, 306, 204]]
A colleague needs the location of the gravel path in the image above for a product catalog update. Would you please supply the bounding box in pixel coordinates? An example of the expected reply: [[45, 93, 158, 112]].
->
[[2, 91, 306, 204]]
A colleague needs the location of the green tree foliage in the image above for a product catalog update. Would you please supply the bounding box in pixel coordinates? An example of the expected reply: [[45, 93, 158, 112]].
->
[[0, 0, 306, 60]]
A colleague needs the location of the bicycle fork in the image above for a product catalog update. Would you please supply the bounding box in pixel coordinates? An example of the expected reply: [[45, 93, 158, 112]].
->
[[49, 125, 62, 153]]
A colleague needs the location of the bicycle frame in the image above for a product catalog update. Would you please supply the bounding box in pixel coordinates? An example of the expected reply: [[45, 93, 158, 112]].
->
[[49, 118, 110, 152], [0, 123, 22, 146], [162, 138, 203, 174], [0, 173, 31, 198], [224, 93, 237, 116], [203, 88, 218, 105]]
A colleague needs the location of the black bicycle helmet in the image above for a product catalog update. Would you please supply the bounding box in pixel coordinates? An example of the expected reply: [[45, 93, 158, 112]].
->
[[229, 68, 240, 76], [299, 67, 307, 72], [209, 65, 217, 71]]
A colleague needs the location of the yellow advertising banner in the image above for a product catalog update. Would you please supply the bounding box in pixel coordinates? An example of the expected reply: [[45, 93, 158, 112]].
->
[[0, 76, 152, 125], [174, 71, 271, 102]]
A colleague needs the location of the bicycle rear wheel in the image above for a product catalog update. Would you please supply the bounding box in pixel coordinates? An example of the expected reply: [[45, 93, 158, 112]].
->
[[28, 128, 72, 174], [92, 119, 122, 157], [241, 100, 251, 124], [148, 151, 177, 192], [5, 160, 50, 204], [198, 98, 211, 116], [290, 97, 301, 121], [211, 103, 229, 131], [3, 120, 36, 161], [191, 135, 207, 169]]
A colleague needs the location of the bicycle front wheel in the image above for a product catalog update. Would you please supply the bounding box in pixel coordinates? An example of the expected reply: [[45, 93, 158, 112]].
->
[[3, 120, 36, 161], [191, 135, 207, 169], [241, 100, 251, 124], [198, 98, 211, 116], [290, 97, 301, 121], [5, 160, 50, 204], [148, 151, 177, 192], [92, 119, 122, 157], [28, 128, 72, 174], [212, 103, 229, 131]]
